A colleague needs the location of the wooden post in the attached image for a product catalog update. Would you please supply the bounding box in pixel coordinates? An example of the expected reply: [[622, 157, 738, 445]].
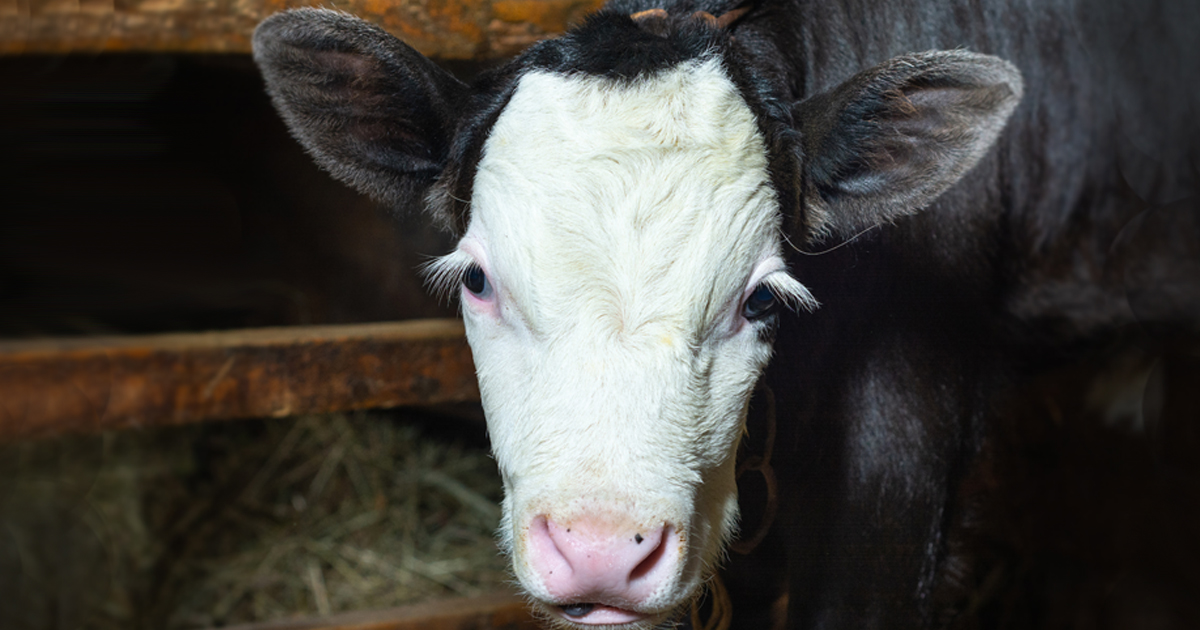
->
[[0, 319, 479, 441]]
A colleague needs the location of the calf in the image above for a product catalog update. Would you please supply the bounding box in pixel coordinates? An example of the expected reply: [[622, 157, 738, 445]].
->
[[252, 0, 1198, 627]]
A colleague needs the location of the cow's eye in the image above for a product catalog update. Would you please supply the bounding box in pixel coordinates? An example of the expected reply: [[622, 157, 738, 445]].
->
[[462, 264, 491, 297], [743, 284, 777, 321]]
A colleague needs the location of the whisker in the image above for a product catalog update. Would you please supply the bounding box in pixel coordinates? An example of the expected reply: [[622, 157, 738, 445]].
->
[[786, 223, 880, 257]]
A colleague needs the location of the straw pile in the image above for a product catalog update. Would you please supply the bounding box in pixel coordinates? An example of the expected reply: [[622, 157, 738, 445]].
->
[[0, 409, 508, 630]]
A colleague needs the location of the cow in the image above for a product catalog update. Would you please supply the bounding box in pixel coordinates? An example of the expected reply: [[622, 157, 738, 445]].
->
[[251, 0, 1199, 628]]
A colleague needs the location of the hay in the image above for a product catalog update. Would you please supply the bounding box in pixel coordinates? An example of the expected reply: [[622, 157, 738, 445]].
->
[[0, 409, 508, 629]]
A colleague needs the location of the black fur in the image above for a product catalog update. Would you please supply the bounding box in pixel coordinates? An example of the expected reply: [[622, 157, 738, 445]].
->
[[523, 12, 724, 80]]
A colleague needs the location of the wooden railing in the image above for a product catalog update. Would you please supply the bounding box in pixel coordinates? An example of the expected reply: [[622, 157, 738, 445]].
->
[[0, 319, 479, 441], [219, 590, 541, 630], [0, 0, 605, 58]]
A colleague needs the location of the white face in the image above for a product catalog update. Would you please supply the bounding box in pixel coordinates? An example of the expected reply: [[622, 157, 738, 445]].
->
[[427, 57, 816, 628]]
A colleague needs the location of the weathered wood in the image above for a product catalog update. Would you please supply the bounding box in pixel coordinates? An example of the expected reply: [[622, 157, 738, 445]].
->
[[0, 319, 479, 442], [0, 0, 605, 58], [215, 590, 540, 630]]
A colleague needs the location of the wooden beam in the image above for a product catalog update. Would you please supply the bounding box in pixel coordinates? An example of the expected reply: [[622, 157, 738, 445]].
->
[[0, 319, 479, 442], [214, 590, 540, 630], [0, 0, 606, 58]]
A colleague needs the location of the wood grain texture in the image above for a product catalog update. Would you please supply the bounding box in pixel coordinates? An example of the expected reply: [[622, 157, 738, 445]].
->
[[0, 318, 480, 441], [214, 590, 541, 630], [0, 0, 605, 58]]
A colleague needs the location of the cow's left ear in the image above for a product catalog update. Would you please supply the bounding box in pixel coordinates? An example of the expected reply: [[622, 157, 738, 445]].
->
[[794, 50, 1023, 241]]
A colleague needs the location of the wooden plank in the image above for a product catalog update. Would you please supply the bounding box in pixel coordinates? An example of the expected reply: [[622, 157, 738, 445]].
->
[[0, 318, 479, 442], [215, 590, 541, 630], [0, 0, 607, 58]]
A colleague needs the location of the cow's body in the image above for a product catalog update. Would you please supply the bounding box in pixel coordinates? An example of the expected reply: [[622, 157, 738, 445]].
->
[[756, 3, 1198, 627], [252, 1, 1199, 628]]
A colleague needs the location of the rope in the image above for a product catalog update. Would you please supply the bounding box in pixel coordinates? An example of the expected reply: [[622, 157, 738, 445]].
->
[[690, 384, 779, 630], [690, 572, 734, 630], [730, 383, 778, 555]]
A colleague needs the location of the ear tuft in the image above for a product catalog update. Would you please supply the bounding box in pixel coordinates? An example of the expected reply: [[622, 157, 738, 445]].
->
[[795, 50, 1023, 241]]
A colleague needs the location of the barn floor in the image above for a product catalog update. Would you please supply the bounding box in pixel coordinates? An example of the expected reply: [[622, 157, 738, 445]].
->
[[0, 407, 508, 630]]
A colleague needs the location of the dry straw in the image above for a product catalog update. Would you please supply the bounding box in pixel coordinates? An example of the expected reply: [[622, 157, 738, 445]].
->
[[0, 409, 507, 629]]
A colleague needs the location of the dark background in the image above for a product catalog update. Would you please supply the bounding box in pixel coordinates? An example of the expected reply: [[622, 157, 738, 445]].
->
[[1, 53, 465, 339]]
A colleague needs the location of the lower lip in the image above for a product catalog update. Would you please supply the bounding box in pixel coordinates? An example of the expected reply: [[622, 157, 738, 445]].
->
[[558, 604, 649, 625]]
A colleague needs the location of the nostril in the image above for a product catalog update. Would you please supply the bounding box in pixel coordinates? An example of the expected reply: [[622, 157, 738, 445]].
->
[[530, 516, 679, 607], [628, 526, 669, 582], [528, 514, 573, 580]]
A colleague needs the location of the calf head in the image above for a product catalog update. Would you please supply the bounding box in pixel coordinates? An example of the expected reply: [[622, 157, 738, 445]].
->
[[254, 8, 1021, 627]]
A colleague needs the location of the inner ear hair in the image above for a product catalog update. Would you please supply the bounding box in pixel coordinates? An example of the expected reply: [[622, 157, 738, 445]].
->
[[794, 49, 1023, 242]]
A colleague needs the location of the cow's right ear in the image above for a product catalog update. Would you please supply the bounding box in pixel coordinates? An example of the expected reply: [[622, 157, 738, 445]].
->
[[253, 9, 469, 218], [793, 50, 1022, 243]]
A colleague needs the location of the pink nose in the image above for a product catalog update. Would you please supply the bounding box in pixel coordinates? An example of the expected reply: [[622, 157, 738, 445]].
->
[[527, 515, 677, 621]]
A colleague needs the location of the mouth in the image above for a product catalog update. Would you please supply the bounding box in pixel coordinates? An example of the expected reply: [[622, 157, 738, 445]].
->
[[556, 603, 653, 626]]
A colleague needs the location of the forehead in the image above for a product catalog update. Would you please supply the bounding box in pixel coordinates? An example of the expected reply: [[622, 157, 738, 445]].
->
[[470, 58, 780, 336], [481, 57, 768, 192]]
